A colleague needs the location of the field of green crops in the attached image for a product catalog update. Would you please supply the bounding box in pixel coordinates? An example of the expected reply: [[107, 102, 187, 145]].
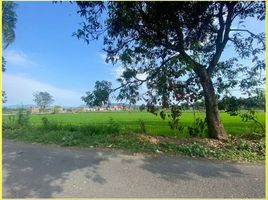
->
[[4, 110, 265, 137]]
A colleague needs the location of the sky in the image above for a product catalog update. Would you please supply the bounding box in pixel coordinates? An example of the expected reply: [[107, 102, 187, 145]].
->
[[2, 2, 266, 107]]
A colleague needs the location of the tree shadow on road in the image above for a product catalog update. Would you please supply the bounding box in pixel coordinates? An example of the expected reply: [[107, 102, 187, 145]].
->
[[2, 141, 115, 198], [140, 156, 245, 181]]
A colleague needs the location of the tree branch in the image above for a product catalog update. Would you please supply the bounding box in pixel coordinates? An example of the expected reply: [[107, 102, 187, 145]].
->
[[207, 3, 235, 76], [230, 29, 265, 46], [112, 78, 147, 92]]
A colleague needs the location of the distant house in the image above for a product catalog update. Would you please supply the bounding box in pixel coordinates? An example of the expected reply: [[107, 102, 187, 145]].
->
[[30, 107, 40, 114], [81, 107, 90, 112], [108, 104, 125, 111]]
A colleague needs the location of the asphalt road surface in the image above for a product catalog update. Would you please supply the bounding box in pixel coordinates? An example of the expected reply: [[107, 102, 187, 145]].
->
[[3, 140, 265, 198]]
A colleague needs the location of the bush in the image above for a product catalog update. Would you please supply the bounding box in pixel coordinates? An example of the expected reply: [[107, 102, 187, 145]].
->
[[176, 143, 213, 158], [41, 117, 49, 127], [16, 108, 31, 127], [61, 132, 78, 146], [139, 120, 146, 134], [105, 118, 121, 134], [188, 118, 207, 137], [240, 110, 265, 133]]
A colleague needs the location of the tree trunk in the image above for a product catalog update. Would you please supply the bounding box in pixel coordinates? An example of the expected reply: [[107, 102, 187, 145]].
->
[[197, 68, 227, 140]]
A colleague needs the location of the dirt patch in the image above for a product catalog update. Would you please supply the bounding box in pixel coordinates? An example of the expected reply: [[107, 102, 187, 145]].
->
[[139, 134, 226, 149]]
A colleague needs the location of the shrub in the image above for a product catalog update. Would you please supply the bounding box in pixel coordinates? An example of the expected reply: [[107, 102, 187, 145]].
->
[[61, 132, 78, 146], [41, 117, 49, 127], [188, 118, 207, 137], [16, 108, 30, 127], [139, 120, 146, 134], [240, 110, 265, 133], [105, 118, 121, 134]]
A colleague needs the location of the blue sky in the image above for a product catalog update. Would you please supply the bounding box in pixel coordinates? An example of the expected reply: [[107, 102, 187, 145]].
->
[[2, 2, 265, 107]]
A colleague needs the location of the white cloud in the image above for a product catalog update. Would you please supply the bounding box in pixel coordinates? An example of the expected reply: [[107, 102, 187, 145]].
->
[[98, 52, 107, 61], [3, 49, 36, 68], [3, 73, 84, 106], [111, 66, 124, 79], [97, 52, 110, 66]]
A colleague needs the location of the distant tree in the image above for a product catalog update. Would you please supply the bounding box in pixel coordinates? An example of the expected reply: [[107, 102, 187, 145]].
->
[[82, 80, 112, 108], [254, 89, 265, 111], [52, 105, 62, 114], [75, 2, 265, 140], [221, 96, 241, 116], [33, 92, 54, 112], [139, 104, 146, 112]]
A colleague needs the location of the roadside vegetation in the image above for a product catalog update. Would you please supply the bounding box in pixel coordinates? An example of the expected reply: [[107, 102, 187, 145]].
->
[[2, 2, 265, 163], [3, 109, 265, 162]]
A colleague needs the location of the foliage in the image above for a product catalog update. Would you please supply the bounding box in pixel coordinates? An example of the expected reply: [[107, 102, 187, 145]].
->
[[2, 2, 17, 103], [139, 104, 146, 112], [33, 91, 54, 112], [188, 118, 207, 137], [218, 90, 265, 112], [41, 117, 49, 128], [52, 105, 62, 114], [61, 132, 79, 146], [82, 80, 112, 107], [139, 119, 146, 134], [3, 125, 265, 161], [219, 96, 241, 116], [2, 1, 17, 49], [106, 117, 121, 134], [240, 110, 265, 133], [2, 91, 7, 103], [75, 2, 265, 139], [168, 105, 184, 131], [2, 57, 7, 72], [16, 108, 31, 127]]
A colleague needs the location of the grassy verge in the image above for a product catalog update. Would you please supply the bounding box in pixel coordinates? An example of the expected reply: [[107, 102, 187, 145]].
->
[[3, 124, 265, 162]]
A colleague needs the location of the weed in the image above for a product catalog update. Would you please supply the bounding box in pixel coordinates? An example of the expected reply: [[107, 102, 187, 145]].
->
[[240, 110, 265, 133], [16, 108, 30, 127], [188, 118, 207, 137], [139, 120, 146, 134], [61, 132, 78, 146], [105, 117, 121, 134]]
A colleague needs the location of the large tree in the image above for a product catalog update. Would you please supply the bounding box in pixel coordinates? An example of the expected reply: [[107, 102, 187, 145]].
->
[[74, 2, 265, 140], [33, 92, 54, 112], [82, 80, 112, 108]]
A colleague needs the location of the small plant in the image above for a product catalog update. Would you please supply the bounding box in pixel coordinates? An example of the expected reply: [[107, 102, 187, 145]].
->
[[106, 117, 121, 134], [16, 108, 30, 127], [168, 105, 184, 131], [2, 115, 16, 130], [61, 132, 78, 146], [139, 120, 146, 134], [188, 118, 207, 137], [240, 110, 265, 133], [41, 117, 49, 127]]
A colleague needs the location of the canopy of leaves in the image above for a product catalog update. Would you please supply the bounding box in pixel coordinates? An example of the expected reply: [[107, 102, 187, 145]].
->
[[75, 1, 265, 108], [33, 92, 54, 111], [82, 80, 112, 107]]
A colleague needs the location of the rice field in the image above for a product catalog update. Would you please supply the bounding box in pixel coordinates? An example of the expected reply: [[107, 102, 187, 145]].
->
[[3, 110, 265, 137]]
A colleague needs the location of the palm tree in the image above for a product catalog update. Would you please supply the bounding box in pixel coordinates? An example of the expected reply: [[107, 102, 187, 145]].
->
[[2, 1, 17, 103], [2, 1, 17, 49]]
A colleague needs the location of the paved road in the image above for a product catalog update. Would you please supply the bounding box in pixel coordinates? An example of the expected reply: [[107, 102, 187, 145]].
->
[[3, 140, 265, 198]]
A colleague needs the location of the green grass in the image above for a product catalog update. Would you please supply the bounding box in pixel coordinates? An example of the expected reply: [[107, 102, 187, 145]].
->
[[3, 110, 265, 137], [3, 110, 265, 162]]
